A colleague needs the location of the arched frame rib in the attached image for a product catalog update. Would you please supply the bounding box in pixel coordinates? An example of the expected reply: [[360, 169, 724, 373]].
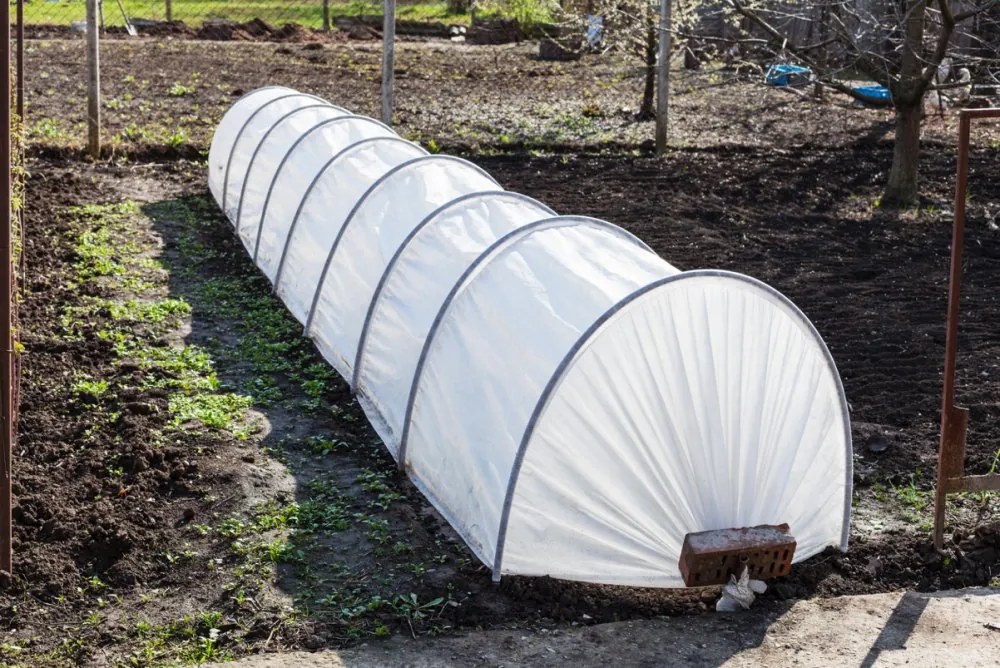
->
[[270, 136, 420, 294], [252, 115, 394, 262], [396, 215, 653, 470], [489, 269, 854, 581], [350, 191, 555, 390], [234, 103, 341, 233], [220, 92, 342, 213], [301, 155, 500, 333]]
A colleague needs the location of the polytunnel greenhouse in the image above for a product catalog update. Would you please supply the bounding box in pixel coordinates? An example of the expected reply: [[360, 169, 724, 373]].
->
[[208, 86, 853, 588]]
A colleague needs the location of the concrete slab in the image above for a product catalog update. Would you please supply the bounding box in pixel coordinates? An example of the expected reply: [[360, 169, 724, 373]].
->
[[205, 588, 1000, 667]]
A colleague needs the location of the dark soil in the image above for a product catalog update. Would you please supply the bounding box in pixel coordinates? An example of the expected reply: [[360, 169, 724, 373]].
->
[[25, 19, 349, 43], [6, 160, 275, 637], [2, 37, 999, 665], [26, 39, 960, 160]]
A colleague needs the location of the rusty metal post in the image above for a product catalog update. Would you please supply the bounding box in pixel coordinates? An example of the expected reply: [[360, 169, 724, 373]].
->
[[934, 113, 971, 549], [16, 0, 23, 304], [15, 0, 22, 122], [933, 108, 1000, 550], [1, 0, 13, 579]]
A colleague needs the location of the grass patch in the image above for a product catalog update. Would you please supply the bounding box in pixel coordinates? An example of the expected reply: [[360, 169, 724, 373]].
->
[[65, 199, 258, 443], [139, 195, 463, 641], [151, 197, 343, 412], [22, 0, 471, 29], [891, 470, 929, 512]]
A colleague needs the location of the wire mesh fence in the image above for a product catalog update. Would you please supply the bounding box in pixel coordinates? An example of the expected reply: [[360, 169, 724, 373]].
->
[[21, 0, 466, 31]]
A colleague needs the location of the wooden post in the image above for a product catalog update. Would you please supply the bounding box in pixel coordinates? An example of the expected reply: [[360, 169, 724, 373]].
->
[[323, 0, 331, 32], [654, 0, 672, 156], [381, 0, 396, 126], [166, 0, 173, 22], [87, 0, 101, 159], [0, 0, 12, 582]]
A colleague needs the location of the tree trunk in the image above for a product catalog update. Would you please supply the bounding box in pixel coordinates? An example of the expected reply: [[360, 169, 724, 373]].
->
[[883, 102, 922, 207], [639, 22, 656, 119], [882, 0, 927, 207]]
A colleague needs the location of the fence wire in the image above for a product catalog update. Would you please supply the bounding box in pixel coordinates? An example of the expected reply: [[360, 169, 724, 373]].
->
[[21, 0, 463, 32]]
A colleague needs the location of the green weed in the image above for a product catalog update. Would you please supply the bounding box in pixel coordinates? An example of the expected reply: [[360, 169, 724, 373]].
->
[[71, 377, 110, 400], [168, 392, 253, 433], [128, 611, 232, 666], [168, 82, 196, 97], [891, 470, 929, 511]]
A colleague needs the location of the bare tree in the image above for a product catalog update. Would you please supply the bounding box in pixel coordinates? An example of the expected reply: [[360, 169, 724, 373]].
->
[[569, 0, 701, 119], [725, 0, 1000, 206]]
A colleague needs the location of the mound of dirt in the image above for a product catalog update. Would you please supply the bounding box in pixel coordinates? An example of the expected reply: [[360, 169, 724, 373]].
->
[[25, 19, 340, 43], [196, 18, 336, 42], [332, 16, 453, 39], [468, 18, 523, 45], [334, 20, 382, 41], [127, 19, 196, 38]]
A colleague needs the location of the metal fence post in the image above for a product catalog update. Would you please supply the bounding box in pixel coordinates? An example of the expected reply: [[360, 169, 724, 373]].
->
[[0, 0, 13, 582], [87, 0, 101, 158], [655, 0, 672, 155], [382, 0, 396, 126], [16, 0, 23, 122], [323, 0, 331, 32], [166, 0, 173, 22], [933, 108, 1000, 549]]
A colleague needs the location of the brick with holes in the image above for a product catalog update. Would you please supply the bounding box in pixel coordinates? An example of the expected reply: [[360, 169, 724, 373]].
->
[[679, 524, 796, 587]]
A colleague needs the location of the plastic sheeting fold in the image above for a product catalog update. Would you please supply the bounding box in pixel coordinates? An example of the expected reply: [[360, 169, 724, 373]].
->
[[209, 87, 853, 588]]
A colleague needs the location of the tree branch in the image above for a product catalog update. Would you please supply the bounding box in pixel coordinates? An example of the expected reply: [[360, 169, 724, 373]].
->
[[917, 0, 958, 92], [954, 0, 999, 22], [725, 0, 895, 106]]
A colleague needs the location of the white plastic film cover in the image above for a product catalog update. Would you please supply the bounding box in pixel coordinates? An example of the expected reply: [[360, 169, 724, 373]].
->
[[220, 93, 337, 221], [254, 117, 396, 282], [274, 138, 427, 323], [307, 157, 501, 379], [234, 105, 350, 253], [208, 88, 853, 589], [355, 192, 556, 456], [403, 219, 678, 566], [498, 272, 851, 586], [208, 86, 295, 208]]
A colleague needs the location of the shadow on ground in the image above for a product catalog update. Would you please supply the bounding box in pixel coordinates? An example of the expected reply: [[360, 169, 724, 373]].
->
[[141, 189, 724, 650]]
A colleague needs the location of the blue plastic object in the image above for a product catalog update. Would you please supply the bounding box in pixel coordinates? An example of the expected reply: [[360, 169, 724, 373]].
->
[[585, 15, 603, 49], [765, 64, 811, 87], [853, 84, 892, 105]]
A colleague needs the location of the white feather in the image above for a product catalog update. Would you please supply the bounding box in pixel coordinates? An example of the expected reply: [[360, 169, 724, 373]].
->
[[924, 89, 947, 115], [936, 57, 952, 85]]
